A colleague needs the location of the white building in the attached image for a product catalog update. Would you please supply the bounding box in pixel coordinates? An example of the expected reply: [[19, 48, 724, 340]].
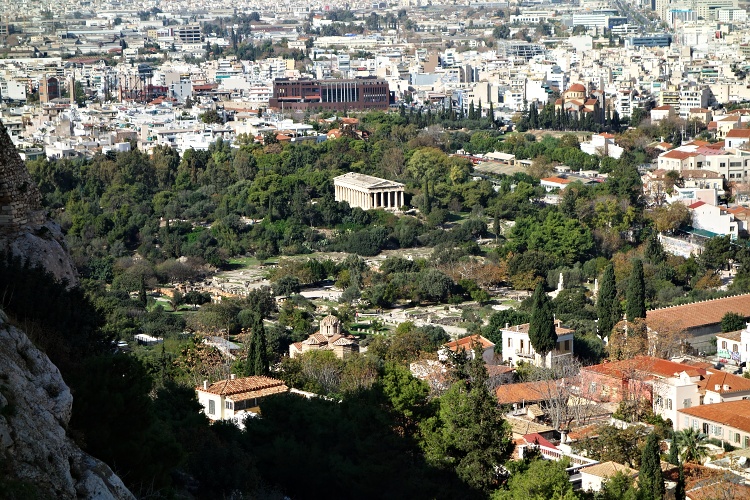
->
[[195, 375, 288, 423], [580, 133, 623, 159], [439, 335, 496, 365], [688, 201, 742, 240], [580, 462, 638, 493], [500, 322, 574, 368]]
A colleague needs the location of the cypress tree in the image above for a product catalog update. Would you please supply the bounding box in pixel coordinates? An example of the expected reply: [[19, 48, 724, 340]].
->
[[247, 314, 269, 376], [668, 431, 680, 465], [626, 259, 646, 321], [675, 463, 685, 500], [139, 277, 148, 308], [596, 264, 619, 339], [528, 283, 557, 366], [639, 432, 665, 500], [493, 212, 500, 242], [423, 180, 431, 215]]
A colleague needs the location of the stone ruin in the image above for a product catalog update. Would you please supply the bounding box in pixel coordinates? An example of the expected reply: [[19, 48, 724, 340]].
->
[[0, 120, 45, 233]]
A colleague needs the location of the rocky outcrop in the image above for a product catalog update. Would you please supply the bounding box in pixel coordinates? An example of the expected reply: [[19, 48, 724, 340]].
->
[[0, 120, 79, 286], [0, 310, 135, 499]]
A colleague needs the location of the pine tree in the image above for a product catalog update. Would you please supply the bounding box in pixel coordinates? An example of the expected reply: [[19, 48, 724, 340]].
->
[[668, 430, 680, 465], [597, 264, 619, 339], [640, 433, 665, 500], [528, 283, 557, 365], [675, 463, 686, 500], [626, 259, 646, 321]]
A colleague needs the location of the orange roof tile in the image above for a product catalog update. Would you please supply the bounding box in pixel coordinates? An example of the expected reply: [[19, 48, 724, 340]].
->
[[697, 370, 750, 395], [443, 334, 494, 352], [581, 461, 638, 479], [495, 380, 561, 404], [726, 129, 750, 138], [678, 400, 750, 433], [582, 356, 706, 380], [647, 294, 750, 331], [198, 376, 287, 398]]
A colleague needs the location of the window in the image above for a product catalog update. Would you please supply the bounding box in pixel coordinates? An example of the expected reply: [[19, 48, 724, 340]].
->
[[684, 416, 690, 427], [704, 423, 710, 434], [745, 436, 750, 448], [520, 339, 524, 351], [225, 401, 233, 410], [208, 399, 215, 415], [722, 341, 728, 349], [736, 433, 741, 444], [667, 399, 672, 410], [683, 399, 692, 408], [716, 426, 723, 437], [733, 344, 739, 352], [656, 396, 663, 408], [508, 338, 512, 348], [564, 340, 570, 351]]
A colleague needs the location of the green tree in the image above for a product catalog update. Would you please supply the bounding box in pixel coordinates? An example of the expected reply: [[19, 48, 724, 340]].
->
[[675, 463, 686, 500], [599, 471, 639, 500], [675, 427, 709, 464], [529, 283, 557, 365], [492, 458, 580, 500], [380, 363, 430, 435], [625, 259, 646, 321], [245, 315, 269, 375], [420, 354, 512, 493], [668, 430, 680, 465], [596, 264, 619, 339], [639, 432, 665, 500], [721, 311, 746, 332]]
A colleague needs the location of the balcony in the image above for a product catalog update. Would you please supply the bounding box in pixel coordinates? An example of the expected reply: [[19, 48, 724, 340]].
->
[[515, 349, 535, 359]]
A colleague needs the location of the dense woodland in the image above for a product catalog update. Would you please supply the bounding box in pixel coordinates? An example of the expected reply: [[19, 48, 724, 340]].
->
[[1, 110, 748, 497]]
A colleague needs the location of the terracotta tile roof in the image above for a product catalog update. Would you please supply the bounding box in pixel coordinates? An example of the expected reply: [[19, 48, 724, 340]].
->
[[653, 105, 673, 111], [715, 329, 742, 342], [581, 461, 638, 479], [687, 481, 750, 500], [707, 121, 717, 130], [487, 365, 514, 377], [688, 201, 706, 209], [662, 150, 696, 160], [679, 169, 722, 179], [502, 323, 574, 337], [647, 294, 750, 331], [541, 176, 572, 184], [582, 356, 706, 380], [198, 376, 287, 398], [521, 433, 557, 449], [443, 334, 494, 352], [567, 423, 600, 441], [678, 400, 750, 433], [697, 370, 750, 395], [726, 129, 750, 138], [495, 380, 561, 404]]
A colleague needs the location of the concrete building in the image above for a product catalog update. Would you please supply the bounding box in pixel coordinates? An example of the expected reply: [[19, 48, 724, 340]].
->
[[269, 77, 391, 111], [500, 322, 574, 368], [677, 400, 750, 449], [439, 335, 496, 365], [195, 375, 288, 423], [333, 172, 405, 211]]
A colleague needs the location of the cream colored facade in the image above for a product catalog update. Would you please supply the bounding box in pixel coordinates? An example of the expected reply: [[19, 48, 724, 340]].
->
[[333, 172, 405, 211]]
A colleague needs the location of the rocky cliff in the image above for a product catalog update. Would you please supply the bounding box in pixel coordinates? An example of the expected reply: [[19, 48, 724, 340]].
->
[[0, 121, 78, 286], [0, 310, 134, 499], [0, 122, 133, 498]]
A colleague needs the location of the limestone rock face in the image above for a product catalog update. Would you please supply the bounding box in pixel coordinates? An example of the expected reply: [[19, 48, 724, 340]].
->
[[0, 120, 78, 286], [0, 313, 135, 499]]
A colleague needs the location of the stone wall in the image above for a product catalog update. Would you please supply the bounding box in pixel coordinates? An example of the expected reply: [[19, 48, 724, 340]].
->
[[0, 120, 45, 233]]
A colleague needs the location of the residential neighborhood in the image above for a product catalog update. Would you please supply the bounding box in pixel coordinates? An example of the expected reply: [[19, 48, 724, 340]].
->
[[8, 0, 750, 497]]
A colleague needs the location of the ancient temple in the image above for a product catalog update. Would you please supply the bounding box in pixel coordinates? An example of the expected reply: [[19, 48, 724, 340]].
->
[[333, 172, 405, 211]]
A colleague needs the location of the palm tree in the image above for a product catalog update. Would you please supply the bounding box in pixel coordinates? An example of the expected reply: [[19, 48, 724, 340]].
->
[[675, 428, 710, 464]]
